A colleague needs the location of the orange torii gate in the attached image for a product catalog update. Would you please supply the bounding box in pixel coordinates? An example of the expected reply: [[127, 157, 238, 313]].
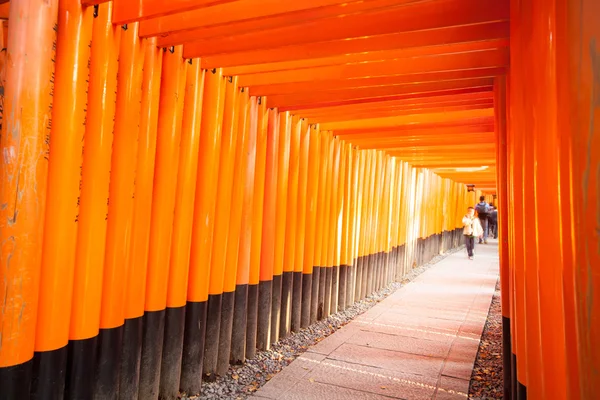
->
[[0, 1, 598, 400]]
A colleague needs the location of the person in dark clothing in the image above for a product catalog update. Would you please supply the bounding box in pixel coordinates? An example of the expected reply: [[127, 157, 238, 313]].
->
[[488, 204, 498, 239], [474, 196, 490, 244], [462, 207, 483, 260]]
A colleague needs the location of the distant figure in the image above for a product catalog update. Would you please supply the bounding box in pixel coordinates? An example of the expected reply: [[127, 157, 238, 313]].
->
[[489, 204, 498, 239], [475, 196, 490, 244], [463, 207, 483, 260]]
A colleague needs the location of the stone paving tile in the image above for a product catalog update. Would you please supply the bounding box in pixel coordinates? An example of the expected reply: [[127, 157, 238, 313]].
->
[[346, 329, 452, 359], [280, 380, 397, 400], [328, 342, 445, 378], [252, 243, 499, 400], [307, 358, 438, 399]]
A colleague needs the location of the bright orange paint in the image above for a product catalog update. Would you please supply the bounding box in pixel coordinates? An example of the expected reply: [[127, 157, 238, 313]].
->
[[0, 0, 58, 367], [36, 0, 93, 351], [70, 2, 120, 340], [273, 111, 291, 277], [145, 45, 187, 312], [166, 61, 205, 308]]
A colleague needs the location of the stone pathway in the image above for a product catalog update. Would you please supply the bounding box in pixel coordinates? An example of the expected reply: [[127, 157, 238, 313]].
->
[[251, 240, 499, 400]]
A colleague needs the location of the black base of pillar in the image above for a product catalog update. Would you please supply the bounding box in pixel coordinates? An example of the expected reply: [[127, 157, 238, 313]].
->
[[66, 336, 97, 400], [245, 284, 259, 359], [160, 306, 186, 399], [502, 316, 512, 399], [119, 317, 143, 399], [216, 291, 235, 376], [94, 325, 124, 400], [270, 274, 282, 344], [180, 301, 207, 396], [331, 265, 339, 314], [139, 309, 166, 399], [230, 285, 248, 365], [279, 271, 294, 338], [300, 273, 312, 328], [203, 294, 223, 381], [31, 345, 68, 399], [291, 272, 303, 332], [0, 359, 33, 400], [256, 280, 273, 351], [310, 267, 321, 324], [338, 265, 348, 312]]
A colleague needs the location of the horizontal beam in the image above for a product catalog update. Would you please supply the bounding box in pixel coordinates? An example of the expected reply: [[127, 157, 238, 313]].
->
[[112, 0, 239, 25], [281, 87, 493, 112], [147, 0, 403, 46], [321, 108, 494, 131], [241, 48, 508, 86], [267, 80, 494, 108], [183, 0, 509, 58], [199, 21, 509, 68], [249, 67, 505, 96]]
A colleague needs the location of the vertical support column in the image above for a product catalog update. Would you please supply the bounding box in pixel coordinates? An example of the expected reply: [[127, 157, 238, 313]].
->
[[332, 142, 347, 314], [301, 124, 321, 328], [0, 0, 58, 395], [256, 108, 279, 351], [245, 98, 268, 358], [271, 111, 291, 344], [312, 132, 329, 323], [495, 76, 512, 399], [281, 116, 301, 338], [217, 88, 250, 375], [181, 68, 225, 395], [120, 36, 162, 400], [338, 144, 353, 312], [292, 119, 309, 332], [204, 76, 239, 379], [160, 60, 205, 399], [559, 0, 600, 397], [230, 96, 258, 365], [97, 20, 145, 399], [315, 133, 332, 322], [326, 139, 341, 317], [33, 0, 92, 396], [67, 4, 120, 398], [139, 45, 186, 400]]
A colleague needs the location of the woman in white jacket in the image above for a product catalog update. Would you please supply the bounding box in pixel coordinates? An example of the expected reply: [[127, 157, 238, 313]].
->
[[462, 207, 484, 260]]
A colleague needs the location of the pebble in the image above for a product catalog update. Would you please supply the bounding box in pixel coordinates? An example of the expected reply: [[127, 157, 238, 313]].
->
[[181, 247, 464, 400], [469, 280, 503, 399]]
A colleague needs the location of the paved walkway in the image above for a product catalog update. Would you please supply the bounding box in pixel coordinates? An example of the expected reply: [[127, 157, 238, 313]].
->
[[252, 240, 499, 400]]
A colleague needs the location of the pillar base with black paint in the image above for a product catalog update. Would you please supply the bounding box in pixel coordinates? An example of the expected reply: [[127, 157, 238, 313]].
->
[[279, 271, 294, 339], [300, 273, 312, 328], [245, 284, 259, 359], [256, 280, 272, 351], [138, 309, 166, 399], [119, 317, 143, 399], [160, 306, 186, 399], [66, 336, 98, 400], [291, 272, 303, 332], [230, 285, 248, 365], [180, 301, 207, 396], [216, 290, 236, 376], [203, 294, 223, 381], [270, 274, 282, 345], [0, 359, 33, 400]]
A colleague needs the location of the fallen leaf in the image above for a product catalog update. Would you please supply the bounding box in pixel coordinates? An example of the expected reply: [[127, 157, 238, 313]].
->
[[309, 378, 315, 383], [381, 386, 387, 390]]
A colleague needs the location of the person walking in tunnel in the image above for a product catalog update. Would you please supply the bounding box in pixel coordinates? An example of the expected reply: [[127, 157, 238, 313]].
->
[[475, 196, 490, 244], [463, 207, 483, 260], [488, 204, 498, 239]]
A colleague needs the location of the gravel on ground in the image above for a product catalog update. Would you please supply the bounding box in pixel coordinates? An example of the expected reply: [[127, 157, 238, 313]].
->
[[182, 246, 464, 400], [469, 280, 503, 399]]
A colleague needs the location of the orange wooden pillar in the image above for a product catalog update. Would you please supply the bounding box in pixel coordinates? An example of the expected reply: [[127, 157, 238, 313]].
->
[[160, 60, 205, 399], [138, 44, 186, 399], [181, 68, 225, 395], [96, 21, 145, 399], [32, 0, 92, 396], [67, 3, 120, 398], [245, 97, 268, 358], [339, 144, 354, 311], [301, 124, 321, 328], [216, 87, 249, 375], [230, 96, 259, 365], [256, 107, 279, 351], [495, 75, 512, 398], [556, 0, 599, 397], [323, 137, 339, 318], [0, 0, 58, 395], [332, 141, 348, 313], [312, 132, 331, 323], [204, 76, 239, 378], [280, 115, 301, 338], [271, 111, 291, 344], [291, 119, 310, 332], [120, 37, 162, 399]]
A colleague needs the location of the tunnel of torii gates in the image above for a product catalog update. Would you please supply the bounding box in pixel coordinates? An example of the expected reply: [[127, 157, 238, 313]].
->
[[0, 0, 598, 399]]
